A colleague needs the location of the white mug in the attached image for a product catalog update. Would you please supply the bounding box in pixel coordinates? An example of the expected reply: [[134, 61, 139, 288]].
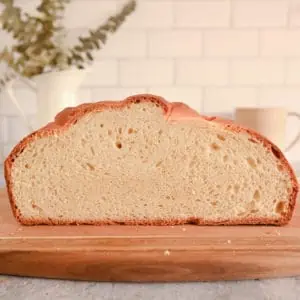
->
[[235, 107, 300, 152]]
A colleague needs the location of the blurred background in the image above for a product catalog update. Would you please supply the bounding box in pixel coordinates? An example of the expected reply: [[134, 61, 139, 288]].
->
[[1, 0, 300, 181]]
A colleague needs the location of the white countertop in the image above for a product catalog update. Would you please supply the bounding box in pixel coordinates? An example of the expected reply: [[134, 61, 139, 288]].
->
[[1, 276, 300, 299]]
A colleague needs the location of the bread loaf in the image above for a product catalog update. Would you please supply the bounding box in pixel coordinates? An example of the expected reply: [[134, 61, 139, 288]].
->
[[4, 94, 298, 225]]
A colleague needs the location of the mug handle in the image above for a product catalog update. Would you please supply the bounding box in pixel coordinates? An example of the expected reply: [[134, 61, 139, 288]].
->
[[5, 78, 34, 132], [285, 112, 300, 152]]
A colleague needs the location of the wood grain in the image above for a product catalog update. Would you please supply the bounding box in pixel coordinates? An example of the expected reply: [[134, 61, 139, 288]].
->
[[1, 188, 300, 282]]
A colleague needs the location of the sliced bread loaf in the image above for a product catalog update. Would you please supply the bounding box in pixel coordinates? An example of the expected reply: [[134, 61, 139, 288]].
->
[[4, 94, 298, 225]]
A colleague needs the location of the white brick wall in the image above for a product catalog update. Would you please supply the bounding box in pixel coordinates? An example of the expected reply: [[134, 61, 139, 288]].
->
[[174, 1, 230, 28], [176, 60, 229, 86], [233, 1, 288, 28], [1, 0, 300, 163], [149, 30, 202, 57], [120, 59, 174, 86], [231, 59, 285, 85], [204, 30, 259, 57]]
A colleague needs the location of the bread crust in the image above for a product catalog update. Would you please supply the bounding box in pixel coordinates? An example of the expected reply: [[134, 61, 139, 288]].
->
[[4, 94, 298, 226]]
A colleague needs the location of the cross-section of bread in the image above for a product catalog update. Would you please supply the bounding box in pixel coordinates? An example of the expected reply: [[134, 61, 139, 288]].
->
[[4, 94, 298, 225]]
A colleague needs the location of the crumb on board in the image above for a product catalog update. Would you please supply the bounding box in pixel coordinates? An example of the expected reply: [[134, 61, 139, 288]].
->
[[227, 239, 232, 244], [164, 250, 170, 256], [182, 227, 186, 232]]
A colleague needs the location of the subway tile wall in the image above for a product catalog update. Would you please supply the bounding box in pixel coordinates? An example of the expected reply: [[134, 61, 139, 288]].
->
[[1, 0, 300, 166]]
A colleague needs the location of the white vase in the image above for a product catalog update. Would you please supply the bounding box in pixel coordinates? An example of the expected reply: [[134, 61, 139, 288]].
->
[[6, 68, 88, 131]]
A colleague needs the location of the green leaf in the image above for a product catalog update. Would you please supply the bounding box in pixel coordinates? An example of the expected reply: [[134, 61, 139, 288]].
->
[[92, 39, 100, 49], [0, 0, 136, 79], [86, 52, 93, 61], [74, 46, 83, 52]]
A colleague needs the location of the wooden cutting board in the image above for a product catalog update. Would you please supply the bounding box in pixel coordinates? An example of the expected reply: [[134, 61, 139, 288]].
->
[[1, 188, 300, 282]]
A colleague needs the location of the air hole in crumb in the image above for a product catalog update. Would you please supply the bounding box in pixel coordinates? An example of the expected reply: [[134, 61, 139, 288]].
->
[[100, 124, 104, 128], [196, 199, 201, 202], [253, 190, 260, 200], [271, 146, 281, 159], [227, 185, 232, 191], [25, 164, 30, 169], [276, 201, 285, 214], [211, 201, 217, 206], [73, 120, 78, 125], [118, 128, 122, 134], [136, 99, 140, 104], [108, 130, 112, 136], [211, 143, 221, 151], [223, 155, 229, 163], [247, 157, 257, 168], [90, 147, 95, 155], [86, 163, 95, 171], [217, 134, 225, 141], [158, 204, 163, 208], [128, 128, 133, 134], [251, 209, 259, 213], [234, 185, 240, 193], [116, 142, 122, 149], [158, 129, 163, 135], [277, 164, 284, 171], [144, 203, 147, 207], [238, 212, 245, 217], [166, 196, 170, 199], [156, 161, 163, 167], [142, 108, 146, 111], [249, 138, 258, 144]]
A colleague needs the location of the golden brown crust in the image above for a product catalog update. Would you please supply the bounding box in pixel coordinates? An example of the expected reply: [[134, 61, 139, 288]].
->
[[4, 94, 299, 226]]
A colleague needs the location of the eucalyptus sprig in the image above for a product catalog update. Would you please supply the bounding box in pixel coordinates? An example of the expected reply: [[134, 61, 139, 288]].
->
[[0, 0, 136, 89], [69, 0, 136, 69]]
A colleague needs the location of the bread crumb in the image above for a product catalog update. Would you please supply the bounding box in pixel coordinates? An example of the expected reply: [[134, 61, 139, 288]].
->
[[182, 227, 186, 232], [164, 250, 170, 256], [0, 276, 8, 282], [171, 226, 174, 228], [227, 239, 232, 244]]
